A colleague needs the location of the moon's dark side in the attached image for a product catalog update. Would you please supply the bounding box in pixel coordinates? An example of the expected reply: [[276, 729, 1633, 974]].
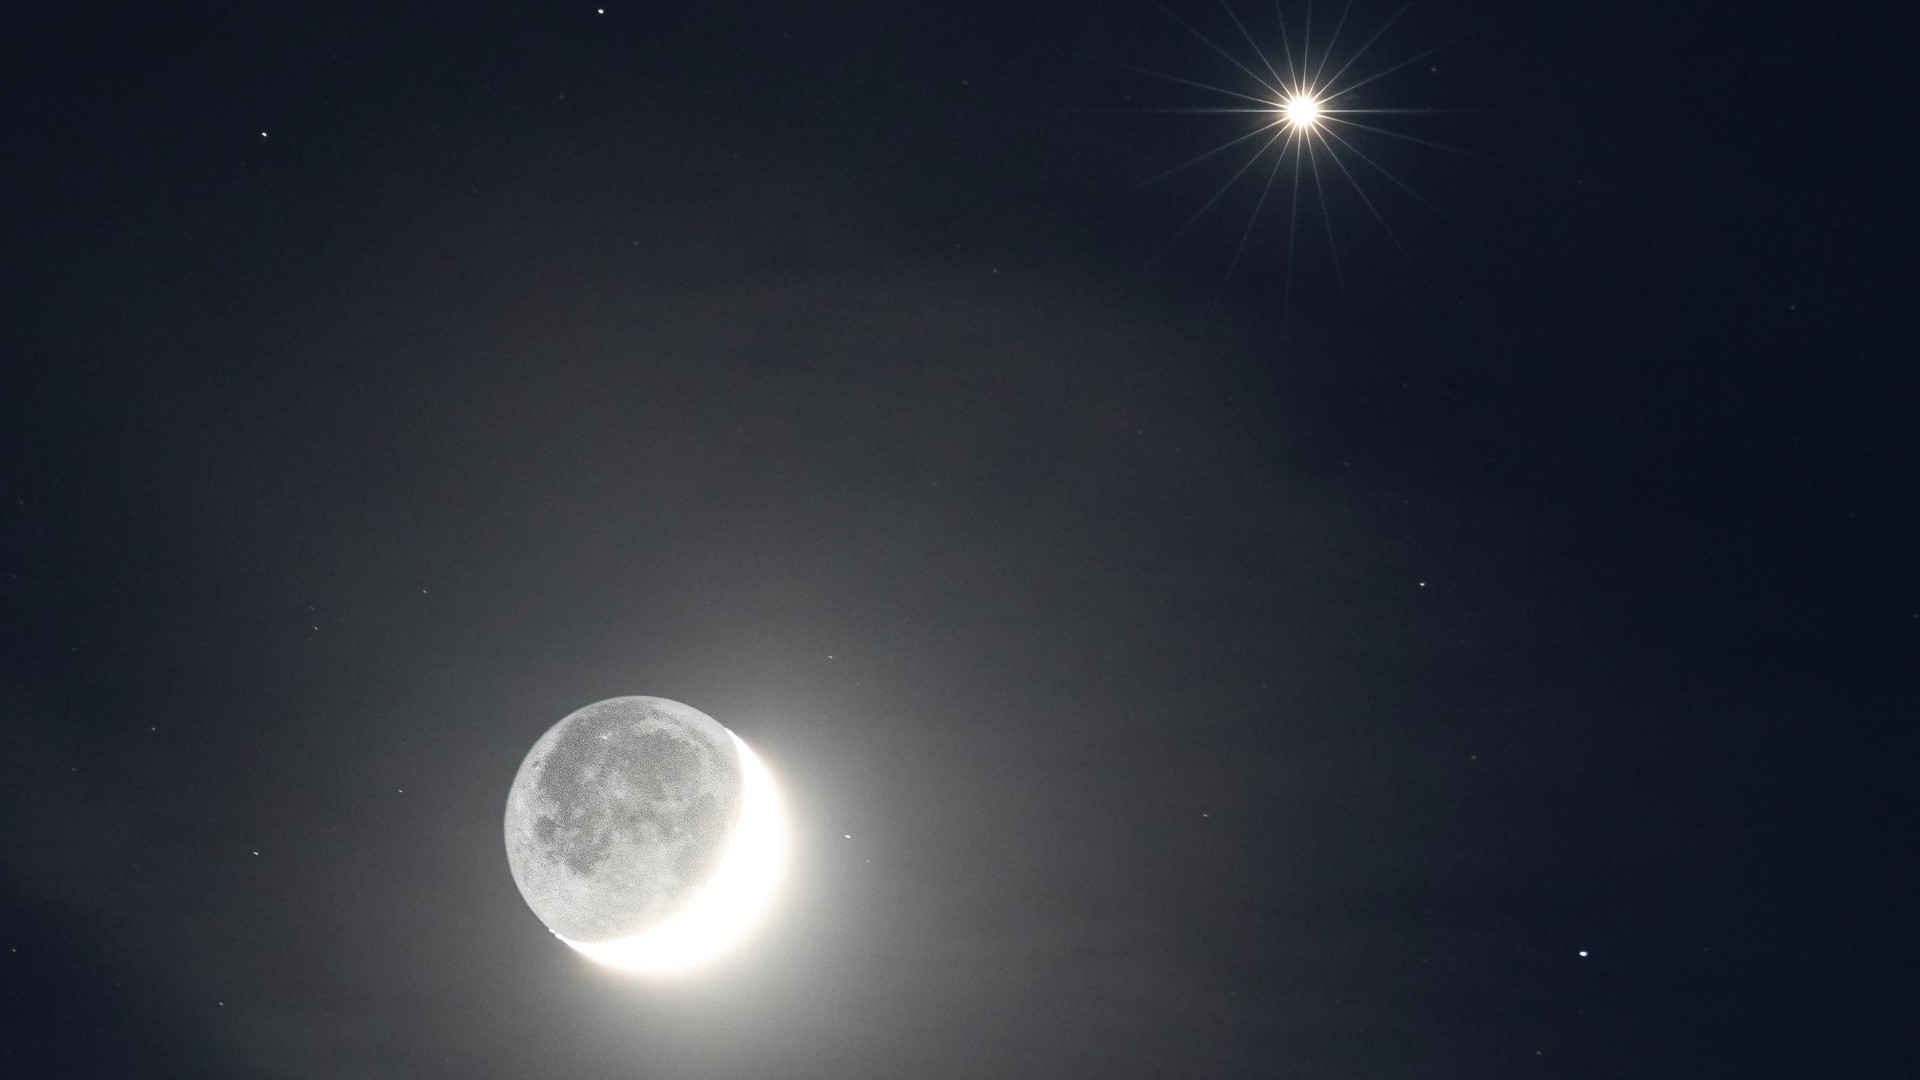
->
[[505, 697, 745, 943]]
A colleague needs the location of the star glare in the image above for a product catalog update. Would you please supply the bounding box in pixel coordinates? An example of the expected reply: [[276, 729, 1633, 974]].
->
[[1282, 93, 1322, 129], [1113, 1, 1491, 311]]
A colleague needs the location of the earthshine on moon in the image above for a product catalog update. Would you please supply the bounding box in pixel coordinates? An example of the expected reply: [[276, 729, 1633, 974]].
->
[[504, 696, 787, 974]]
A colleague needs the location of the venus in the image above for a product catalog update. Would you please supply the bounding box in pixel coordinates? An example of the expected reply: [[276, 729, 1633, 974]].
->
[[503, 696, 787, 974]]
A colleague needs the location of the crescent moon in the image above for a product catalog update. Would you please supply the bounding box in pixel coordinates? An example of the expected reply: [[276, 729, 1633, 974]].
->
[[556, 731, 788, 974]]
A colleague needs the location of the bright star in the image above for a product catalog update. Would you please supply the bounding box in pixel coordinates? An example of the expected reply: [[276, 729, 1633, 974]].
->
[[1104, 1, 1498, 315], [1282, 93, 1321, 128]]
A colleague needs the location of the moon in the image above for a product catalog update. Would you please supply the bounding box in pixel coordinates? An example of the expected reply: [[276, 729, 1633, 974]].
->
[[504, 696, 787, 974]]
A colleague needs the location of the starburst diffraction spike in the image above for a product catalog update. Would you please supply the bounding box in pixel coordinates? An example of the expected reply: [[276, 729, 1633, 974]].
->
[[1300, 0, 1315, 91], [1149, 123, 1295, 268], [1271, 0, 1302, 88], [1282, 127, 1306, 323], [1310, 122, 1427, 280], [1213, 132, 1294, 318], [1305, 129, 1351, 321], [1219, 0, 1286, 90], [1315, 1, 1411, 99], [1109, 0, 1495, 313], [1153, 0, 1282, 97], [1322, 19, 1494, 104], [1309, 1, 1356, 94]]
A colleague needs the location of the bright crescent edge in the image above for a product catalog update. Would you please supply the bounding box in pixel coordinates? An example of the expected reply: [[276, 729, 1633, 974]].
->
[[557, 730, 787, 974]]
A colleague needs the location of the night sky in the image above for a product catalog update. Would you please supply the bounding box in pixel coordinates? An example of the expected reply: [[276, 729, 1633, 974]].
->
[[4, 1, 1915, 1076]]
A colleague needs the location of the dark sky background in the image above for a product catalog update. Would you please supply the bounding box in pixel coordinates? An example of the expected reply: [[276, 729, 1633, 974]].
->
[[3, 0, 1915, 1076]]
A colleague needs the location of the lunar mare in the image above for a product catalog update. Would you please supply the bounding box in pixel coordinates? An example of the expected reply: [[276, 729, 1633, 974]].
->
[[504, 697, 746, 944]]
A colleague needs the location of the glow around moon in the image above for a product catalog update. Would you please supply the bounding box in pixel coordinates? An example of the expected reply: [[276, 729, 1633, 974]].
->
[[559, 731, 788, 975]]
